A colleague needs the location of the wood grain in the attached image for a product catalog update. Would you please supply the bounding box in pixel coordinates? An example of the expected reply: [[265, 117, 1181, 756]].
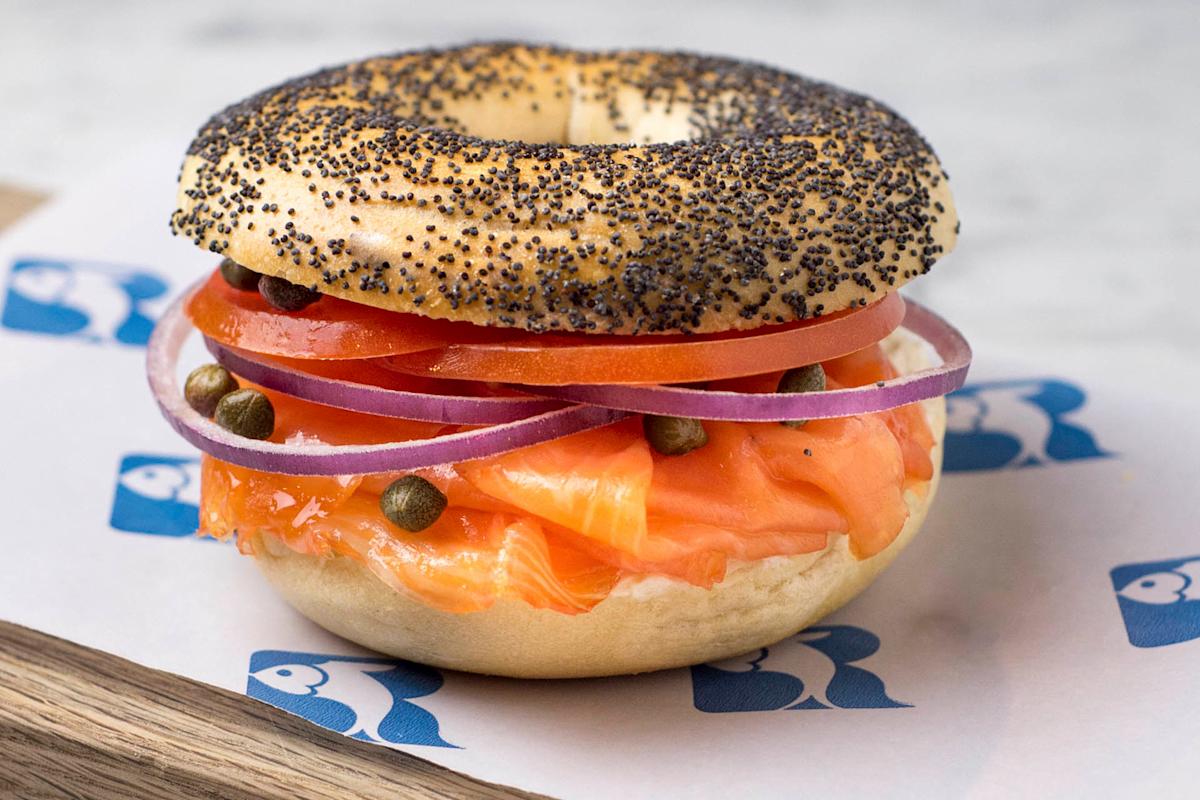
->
[[0, 186, 544, 800], [0, 622, 542, 800], [0, 184, 48, 230]]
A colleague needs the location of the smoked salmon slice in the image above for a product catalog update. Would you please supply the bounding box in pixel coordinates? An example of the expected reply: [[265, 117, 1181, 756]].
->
[[308, 498, 618, 614], [825, 345, 935, 482], [459, 421, 655, 557], [750, 417, 908, 559], [202, 343, 936, 613], [203, 458, 617, 614]]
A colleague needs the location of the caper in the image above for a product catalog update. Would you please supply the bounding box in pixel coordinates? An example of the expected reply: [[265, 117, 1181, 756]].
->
[[380, 475, 448, 532], [218, 258, 261, 292], [184, 363, 239, 417], [258, 275, 321, 312], [214, 388, 275, 440], [777, 364, 826, 428], [643, 414, 708, 456]]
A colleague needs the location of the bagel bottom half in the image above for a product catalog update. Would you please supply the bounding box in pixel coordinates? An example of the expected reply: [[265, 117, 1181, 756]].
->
[[251, 334, 946, 679]]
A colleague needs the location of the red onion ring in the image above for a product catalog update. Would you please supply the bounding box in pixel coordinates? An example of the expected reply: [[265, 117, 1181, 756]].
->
[[203, 337, 565, 424], [147, 283, 627, 476], [511, 299, 971, 421]]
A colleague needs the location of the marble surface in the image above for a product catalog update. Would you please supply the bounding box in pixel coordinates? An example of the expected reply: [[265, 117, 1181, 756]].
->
[[2, 0, 1197, 356]]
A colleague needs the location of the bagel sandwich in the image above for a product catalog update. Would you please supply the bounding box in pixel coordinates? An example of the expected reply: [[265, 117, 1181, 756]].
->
[[151, 43, 968, 678]]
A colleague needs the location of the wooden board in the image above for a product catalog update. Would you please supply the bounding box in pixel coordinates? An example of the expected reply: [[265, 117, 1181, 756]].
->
[[0, 186, 543, 800], [0, 184, 48, 230]]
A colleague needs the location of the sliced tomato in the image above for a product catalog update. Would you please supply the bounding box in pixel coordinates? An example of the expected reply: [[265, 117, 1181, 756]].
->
[[190, 266, 903, 384], [186, 271, 515, 359], [383, 293, 905, 385], [240, 349, 518, 399]]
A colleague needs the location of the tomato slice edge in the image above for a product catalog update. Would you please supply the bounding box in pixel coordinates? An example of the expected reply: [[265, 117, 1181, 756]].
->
[[383, 293, 906, 385]]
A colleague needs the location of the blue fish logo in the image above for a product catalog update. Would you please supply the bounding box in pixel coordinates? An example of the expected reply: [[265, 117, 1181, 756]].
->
[[943, 378, 1109, 472], [1, 257, 168, 346], [691, 625, 908, 713], [248, 651, 455, 748], [1111, 556, 1200, 648], [109, 454, 200, 538]]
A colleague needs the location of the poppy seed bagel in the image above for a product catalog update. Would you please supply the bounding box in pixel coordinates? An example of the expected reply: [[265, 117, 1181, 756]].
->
[[171, 43, 958, 335]]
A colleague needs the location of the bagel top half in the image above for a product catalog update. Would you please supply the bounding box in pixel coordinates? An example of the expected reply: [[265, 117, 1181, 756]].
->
[[171, 43, 957, 335]]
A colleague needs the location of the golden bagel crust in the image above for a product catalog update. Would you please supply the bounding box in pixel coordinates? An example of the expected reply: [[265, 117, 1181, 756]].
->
[[171, 43, 957, 334], [250, 331, 945, 678]]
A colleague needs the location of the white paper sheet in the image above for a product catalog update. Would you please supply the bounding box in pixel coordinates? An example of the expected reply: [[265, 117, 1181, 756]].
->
[[2, 141, 1197, 799]]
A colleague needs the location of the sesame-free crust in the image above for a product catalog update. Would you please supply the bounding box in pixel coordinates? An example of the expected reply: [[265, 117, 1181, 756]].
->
[[172, 44, 957, 335]]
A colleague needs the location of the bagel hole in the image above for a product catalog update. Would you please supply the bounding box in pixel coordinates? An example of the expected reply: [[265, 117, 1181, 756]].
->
[[425, 79, 701, 146]]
